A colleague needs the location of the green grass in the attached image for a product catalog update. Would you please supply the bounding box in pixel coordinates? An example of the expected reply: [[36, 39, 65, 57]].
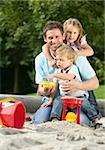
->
[[28, 85, 105, 99], [94, 85, 105, 99]]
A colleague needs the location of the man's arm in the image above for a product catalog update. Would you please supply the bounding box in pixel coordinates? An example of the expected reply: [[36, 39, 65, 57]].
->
[[61, 76, 99, 94], [69, 76, 99, 91]]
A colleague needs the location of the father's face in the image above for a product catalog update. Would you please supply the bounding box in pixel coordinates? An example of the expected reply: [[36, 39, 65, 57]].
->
[[44, 28, 63, 51]]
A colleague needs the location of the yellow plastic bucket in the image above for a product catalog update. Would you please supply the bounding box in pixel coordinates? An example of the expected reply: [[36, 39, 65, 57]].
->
[[66, 112, 76, 122], [41, 81, 55, 88]]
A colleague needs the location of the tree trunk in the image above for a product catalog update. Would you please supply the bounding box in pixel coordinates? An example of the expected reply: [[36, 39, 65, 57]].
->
[[13, 65, 19, 93]]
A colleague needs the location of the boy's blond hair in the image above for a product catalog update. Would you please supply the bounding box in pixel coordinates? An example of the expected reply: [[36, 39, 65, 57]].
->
[[56, 44, 77, 64], [63, 18, 84, 45]]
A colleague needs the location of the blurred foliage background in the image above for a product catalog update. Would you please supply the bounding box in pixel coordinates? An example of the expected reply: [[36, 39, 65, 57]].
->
[[0, 0, 104, 94]]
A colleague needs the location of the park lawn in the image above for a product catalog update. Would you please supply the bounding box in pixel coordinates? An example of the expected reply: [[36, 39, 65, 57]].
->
[[29, 85, 105, 99], [94, 85, 105, 100]]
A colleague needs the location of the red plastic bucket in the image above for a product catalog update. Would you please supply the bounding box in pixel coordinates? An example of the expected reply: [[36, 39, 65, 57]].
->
[[0, 101, 26, 128]]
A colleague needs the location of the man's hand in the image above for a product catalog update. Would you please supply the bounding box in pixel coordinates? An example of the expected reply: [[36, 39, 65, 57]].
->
[[61, 80, 81, 94]]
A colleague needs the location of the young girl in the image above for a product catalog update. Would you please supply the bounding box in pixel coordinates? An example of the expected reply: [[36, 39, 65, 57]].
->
[[48, 45, 100, 126], [42, 18, 94, 67]]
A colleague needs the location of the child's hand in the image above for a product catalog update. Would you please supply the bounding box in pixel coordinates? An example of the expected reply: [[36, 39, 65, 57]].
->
[[49, 59, 57, 67], [81, 34, 87, 46], [42, 99, 53, 107], [39, 83, 53, 96], [47, 73, 55, 79], [42, 43, 49, 51]]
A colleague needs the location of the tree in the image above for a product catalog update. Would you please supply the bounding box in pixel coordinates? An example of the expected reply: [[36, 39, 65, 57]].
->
[[0, 0, 35, 92], [30, 0, 104, 84], [0, 0, 104, 93]]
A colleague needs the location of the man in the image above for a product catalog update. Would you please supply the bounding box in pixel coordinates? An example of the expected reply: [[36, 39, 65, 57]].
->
[[32, 21, 100, 125]]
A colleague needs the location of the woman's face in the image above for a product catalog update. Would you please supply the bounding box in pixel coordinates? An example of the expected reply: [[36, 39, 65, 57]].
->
[[56, 55, 73, 70], [64, 24, 79, 44]]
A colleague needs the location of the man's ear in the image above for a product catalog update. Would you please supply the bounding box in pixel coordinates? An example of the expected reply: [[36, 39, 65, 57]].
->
[[43, 36, 47, 42]]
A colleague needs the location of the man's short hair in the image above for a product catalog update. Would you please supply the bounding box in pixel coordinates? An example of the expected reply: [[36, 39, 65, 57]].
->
[[43, 21, 63, 38]]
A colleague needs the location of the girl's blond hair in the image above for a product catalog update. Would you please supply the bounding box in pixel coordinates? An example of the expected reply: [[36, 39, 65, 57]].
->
[[63, 18, 84, 46], [56, 44, 77, 64]]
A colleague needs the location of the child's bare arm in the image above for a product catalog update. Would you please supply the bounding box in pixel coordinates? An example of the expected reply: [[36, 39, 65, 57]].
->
[[76, 43, 94, 57], [42, 44, 56, 66], [42, 83, 58, 107], [37, 83, 53, 96], [76, 35, 94, 57], [48, 73, 76, 81], [42, 44, 53, 60]]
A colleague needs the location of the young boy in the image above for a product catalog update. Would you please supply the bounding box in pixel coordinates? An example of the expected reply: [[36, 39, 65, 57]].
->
[[48, 44, 101, 127]]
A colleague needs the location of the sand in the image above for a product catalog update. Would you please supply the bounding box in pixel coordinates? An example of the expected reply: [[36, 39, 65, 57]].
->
[[0, 117, 105, 150]]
